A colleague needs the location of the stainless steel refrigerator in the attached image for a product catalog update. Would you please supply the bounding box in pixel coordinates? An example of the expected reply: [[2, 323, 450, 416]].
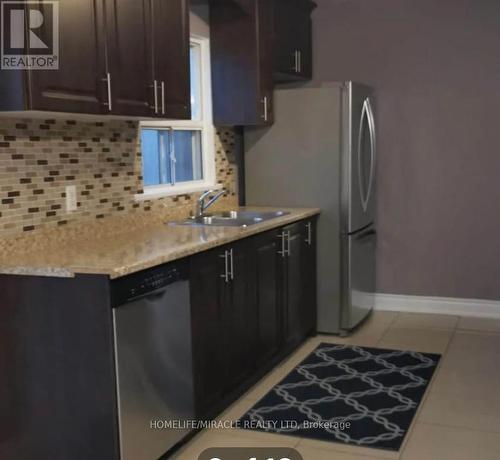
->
[[244, 82, 377, 335]]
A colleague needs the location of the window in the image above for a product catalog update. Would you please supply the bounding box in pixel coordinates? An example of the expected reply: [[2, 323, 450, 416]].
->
[[137, 37, 217, 199], [141, 129, 203, 186]]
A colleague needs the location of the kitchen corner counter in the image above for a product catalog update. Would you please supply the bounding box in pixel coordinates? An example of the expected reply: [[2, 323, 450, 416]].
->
[[0, 207, 320, 279]]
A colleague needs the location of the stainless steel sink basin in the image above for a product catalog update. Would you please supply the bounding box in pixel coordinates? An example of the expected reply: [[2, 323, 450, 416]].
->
[[171, 210, 290, 227]]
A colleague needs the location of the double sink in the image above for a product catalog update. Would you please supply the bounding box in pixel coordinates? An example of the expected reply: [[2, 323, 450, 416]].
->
[[173, 210, 290, 228]]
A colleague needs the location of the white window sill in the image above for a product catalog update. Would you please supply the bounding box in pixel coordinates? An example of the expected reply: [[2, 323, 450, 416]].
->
[[134, 183, 223, 202]]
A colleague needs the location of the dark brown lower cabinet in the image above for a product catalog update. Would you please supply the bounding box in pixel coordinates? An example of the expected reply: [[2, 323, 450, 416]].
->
[[301, 219, 318, 337], [279, 219, 317, 350], [190, 239, 259, 419], [281, 222, 306, 349], [190, 248, 227, 419], [0, 217, 317, 458], [0, 274, 119, 460], [254, 231, 282, 367], [221, 240, 258, 391], [191, 218, 317, 419]]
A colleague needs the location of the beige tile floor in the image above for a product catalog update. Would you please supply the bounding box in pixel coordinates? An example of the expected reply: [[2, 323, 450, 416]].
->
[[171, 311, 500, 459]]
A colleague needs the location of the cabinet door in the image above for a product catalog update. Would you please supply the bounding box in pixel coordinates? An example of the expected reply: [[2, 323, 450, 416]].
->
[[273, 0, 296, 77], [152, 0, 191, 119], [256, 0, 274, 125], [190, 249, 227, 419], [210, 0, 273, 126], [223, 241, 258, 391], [28, 0, 108, 113], [296, 6, 313, 80], [273, 0, 315, 81], [253, 231, 281, 367], [300, 219, 317, 336], [106, 0, 153, 116], [282, 223, 305, 348]]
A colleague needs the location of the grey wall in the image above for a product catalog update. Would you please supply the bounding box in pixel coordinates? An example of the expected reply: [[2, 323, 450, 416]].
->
[[312, 0, 500, 300], [190, 0, 210, 38]]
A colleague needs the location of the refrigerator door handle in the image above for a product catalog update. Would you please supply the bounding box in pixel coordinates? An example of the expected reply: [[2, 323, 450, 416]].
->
[[357, 98, 376, 213]]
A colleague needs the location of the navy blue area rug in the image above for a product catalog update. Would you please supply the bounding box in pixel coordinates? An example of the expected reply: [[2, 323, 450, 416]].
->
[[240, 343, 440, 451]]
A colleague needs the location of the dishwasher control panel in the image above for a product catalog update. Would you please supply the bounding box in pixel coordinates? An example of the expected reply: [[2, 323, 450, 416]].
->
[[111, 259, 189, 307]]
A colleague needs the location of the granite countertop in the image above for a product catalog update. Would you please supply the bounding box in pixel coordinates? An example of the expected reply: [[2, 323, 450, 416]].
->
[[0, 207, 320, 279]]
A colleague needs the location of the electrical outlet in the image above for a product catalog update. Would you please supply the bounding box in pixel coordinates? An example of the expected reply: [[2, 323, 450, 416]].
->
[[65, 185, 77, 212]]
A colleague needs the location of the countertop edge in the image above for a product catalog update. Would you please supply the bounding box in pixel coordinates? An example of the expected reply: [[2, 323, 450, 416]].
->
[[0, 208, 320, 279], [108, 208, 320, 279]]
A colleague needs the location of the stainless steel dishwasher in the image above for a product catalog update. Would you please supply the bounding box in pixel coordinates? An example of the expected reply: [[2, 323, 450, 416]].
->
[[111, 259, 194, 460]]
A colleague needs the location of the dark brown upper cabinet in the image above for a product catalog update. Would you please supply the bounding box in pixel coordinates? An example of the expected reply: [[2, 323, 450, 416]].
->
[[107, 0, 191, 119], [0, 0, 108, 114], [151, 0, 191, 119], [0, 0, 190, 119], [105, 0, 153, 117], [273, 0, 316, 82], [209, 0, 315, 126], [210, 0, 274, 126]]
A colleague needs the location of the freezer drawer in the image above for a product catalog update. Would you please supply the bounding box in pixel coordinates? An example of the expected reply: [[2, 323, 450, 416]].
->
[[341, 225, 376, 331]]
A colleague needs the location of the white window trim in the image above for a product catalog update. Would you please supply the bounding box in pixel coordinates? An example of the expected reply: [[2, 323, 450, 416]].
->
[[135, 35, 217, 201]]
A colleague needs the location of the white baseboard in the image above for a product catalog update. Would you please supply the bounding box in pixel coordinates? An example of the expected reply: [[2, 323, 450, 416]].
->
[[374, 293, 500, 319]]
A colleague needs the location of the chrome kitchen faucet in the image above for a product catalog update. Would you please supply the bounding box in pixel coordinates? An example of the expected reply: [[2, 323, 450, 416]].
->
[[195, 189, 226, 217]]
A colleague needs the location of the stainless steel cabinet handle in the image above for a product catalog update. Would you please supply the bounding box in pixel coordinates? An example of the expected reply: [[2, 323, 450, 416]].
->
[[261, 96, 268, 122], [219, 250, 229, 283], [278, 231, 287, 258], [229, 248, 234, 280], [150, 80, 159, 114], [161, 81, 165, 115], [305, 222, 312, 246], [154, 80, 159, 114], [294, 50, 299, 73], [102, 73, 112, 111], [279, 231, 291, 257]]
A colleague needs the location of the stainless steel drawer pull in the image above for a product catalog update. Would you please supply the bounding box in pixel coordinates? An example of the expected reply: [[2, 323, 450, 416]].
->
[[219, 251, 229, 283], [306, 222, 312, 246], [262, 96, 268, 122], [150, 80, 159, 114], [229, 248, 234, 280], [102, 73, 112, 111], [278, 231, 287, 258], [278, 231, 291, 257], [154, 80, 159, 114], [161, 81, 165, 115]]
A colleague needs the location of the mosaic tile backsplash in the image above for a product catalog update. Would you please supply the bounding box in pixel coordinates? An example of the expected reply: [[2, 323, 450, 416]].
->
[[0, 118, 239, 237]]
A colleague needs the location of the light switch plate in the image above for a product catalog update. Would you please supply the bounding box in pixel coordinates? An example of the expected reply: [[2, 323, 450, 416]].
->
[[65, 185, 77, 212]]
